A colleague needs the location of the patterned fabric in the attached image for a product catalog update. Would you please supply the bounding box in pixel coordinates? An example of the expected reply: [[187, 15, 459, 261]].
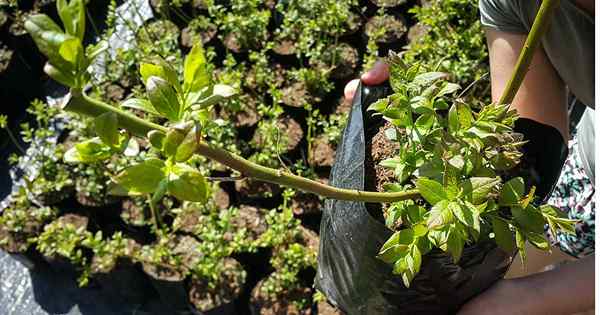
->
[[546, 137, 595, 258]]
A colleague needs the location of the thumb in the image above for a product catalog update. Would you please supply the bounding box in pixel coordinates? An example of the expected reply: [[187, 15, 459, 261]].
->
[[344, 79, 360, 102], [361, 60, 390, 85]]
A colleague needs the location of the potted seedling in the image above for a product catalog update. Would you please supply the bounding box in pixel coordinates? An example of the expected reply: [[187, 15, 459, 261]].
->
[[249, 243, 316, 315], [181, 15, 217, 48]]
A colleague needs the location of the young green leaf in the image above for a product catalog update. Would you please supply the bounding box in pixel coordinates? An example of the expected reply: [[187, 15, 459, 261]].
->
[[57, 0, 85, 40], [147, 130, 166, 150], [491, 217, 515, 253], [114, 159, 166, 195], [446, 228, 464, 263], [121, 98, 159, 116], [146, 76, 182, 121], [183, 43, 210, 93], [448, 103, 459, 132], [515, 228, 526, 264], [427, 200, 454, 229], [94, 112, 118, 147], [25, 15, 74, 70], [43, 63, 76, 87], [511, 205, 546, 234], [499, 177, 525, 206], [58, 38, 83, 68], [525, 231, 550, 251], [167, 167, 209, 202], [415, 177, 447, 205], [175, 124, 201, 162], [140, 62, 181, 93], [64, 137, 112, 163], [460, 177, 501, 204], [450, 202, 479, 233]]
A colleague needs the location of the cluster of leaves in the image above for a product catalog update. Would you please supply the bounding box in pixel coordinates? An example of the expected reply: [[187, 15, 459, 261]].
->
[[369, 54, 576, 287], [24, 0, 108, 89]]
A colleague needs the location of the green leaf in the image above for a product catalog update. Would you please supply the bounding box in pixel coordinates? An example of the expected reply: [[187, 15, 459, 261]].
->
[[114, 159, 166, 195], [57, 0, 85, 40], [25, 14, 75, 70], [456, 102, 473, 129], [146, 76, 182, 121], [183, 43, 211, 93], [163, 123, 192, 157], [492, 217, 515, 253], [43, 62, 76, 87], [121, 98, 159, 116], [427, 200, 454, 229], [416, 177, 447, 205], [94, 112, 118, 147], [190, 84, 237, 110], [58, 38, 83, 67], [499, 177, 525, 206], [147, 130, 166, 150], [413, 71, 447, 86], [450, 202, 479, 233], [460, 177, 501, 204], [511, 205, 546, 234], [167, 167, 209, 202], [519, 187, 536, 209], [448, 104, 459, 132], [175, 124, 201, 162], [515, 228, 526, 264], [446, 228, 464, 263], [526, 231, 550, 251], [367, 97, 389, 113], [436, 82, 461, 98], [64, 137, 112, 163], [140, 62, 181, 93]]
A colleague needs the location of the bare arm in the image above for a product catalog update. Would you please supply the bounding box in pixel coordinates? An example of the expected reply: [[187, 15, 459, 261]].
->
[[460, 28, 593, 315], [486, 27, 569, 141], [460, 256, 595, 315]]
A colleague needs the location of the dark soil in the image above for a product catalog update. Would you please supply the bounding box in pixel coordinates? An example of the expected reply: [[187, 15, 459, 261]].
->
[[364, 119, 398, 221], [281, 81, 311, 108], [407, 23, 430, 44], [252, 116, 304, 152], [290, 192, 322, 216], [225, 205, 268, 242], [309, 135, 336, 168], [214, 186, 231, 210], [316, 300, 345, 315], [235, 178, 283, 200], [249, 279, 312, 315], [188, 258, 245, 312], [121, 198, 150, 227], [181, 22, 217, 47], [365, 13, 408, 44]]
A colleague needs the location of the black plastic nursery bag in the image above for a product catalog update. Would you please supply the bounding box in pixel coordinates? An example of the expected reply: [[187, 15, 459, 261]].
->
[[315, 82, 567, 315]]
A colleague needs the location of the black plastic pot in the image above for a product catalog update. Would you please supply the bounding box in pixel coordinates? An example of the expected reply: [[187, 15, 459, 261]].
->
[[315, 82, 567, 315], [143, 263, 195, 314]]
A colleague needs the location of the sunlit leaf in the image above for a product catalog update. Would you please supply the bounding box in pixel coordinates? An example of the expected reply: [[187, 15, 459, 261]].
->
[[492, 217, 515, 253], [184, 43, 211, 93], [146, 76, 182, 121], [416, 177, 447, 205], [167, 167, 209, 202], [499, 177, 524, 206], [94, 112, 118, 147], [114, 159, 166, 194]]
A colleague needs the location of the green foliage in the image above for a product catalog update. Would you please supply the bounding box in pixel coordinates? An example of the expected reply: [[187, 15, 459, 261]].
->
[[370, 54, 576, 286], [404, 0, 490, 102]]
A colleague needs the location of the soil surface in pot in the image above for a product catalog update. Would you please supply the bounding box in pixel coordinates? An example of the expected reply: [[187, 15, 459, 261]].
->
[[249, 279, 313, 315], [188, 258, 245, 312]]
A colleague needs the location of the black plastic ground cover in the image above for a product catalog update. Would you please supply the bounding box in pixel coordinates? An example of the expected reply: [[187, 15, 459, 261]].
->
[[315, 82, 567, 315]]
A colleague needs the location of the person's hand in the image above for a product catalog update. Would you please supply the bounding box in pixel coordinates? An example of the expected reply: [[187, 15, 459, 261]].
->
[[458, 279, 530, 315], [343, 60, 390, 102]]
